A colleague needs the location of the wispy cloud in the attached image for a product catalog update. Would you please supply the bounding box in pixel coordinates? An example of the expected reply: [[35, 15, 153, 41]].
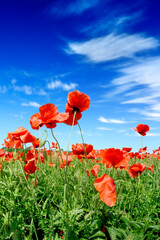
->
[[146, 133, 160, 137], [21, 102, 41, 108], [47, 80, 78, 91], [106, 57, 160, 121], [82, 11, 142, 37], [10, 112, 26, 119], [0, 85, 7, 93], [76, 130, 92, 136], [98, 116, 127, 124], [117, 129, 126, 133], [11, 80, 47, 96], [47, 0, 100, 16], [97, 127, 113, 131], [13, 85, 33, 95], [66, 33, 159, 62]]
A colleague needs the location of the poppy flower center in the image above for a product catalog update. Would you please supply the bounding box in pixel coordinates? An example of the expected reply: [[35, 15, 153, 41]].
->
[[73, 107, 80, 113]]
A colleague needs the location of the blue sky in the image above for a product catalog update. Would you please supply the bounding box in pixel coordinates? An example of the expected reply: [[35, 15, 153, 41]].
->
[[1, 0, 160, 152]]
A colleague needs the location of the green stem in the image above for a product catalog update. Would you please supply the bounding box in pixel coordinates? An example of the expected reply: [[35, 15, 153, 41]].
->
[[38, 130, 48, 162], [141, 135, 143, 149], [50, 128, 65, 169], [65, 111, 77, 180], [76, 116, 87, 156], [17, 160, 30, 189], [141, 136, 143, 159], [46, 140, 52, 162]]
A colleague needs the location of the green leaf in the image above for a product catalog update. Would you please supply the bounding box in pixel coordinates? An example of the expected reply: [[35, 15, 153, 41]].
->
[[89, 230, 106, 239], [107, 227, 117, 240]]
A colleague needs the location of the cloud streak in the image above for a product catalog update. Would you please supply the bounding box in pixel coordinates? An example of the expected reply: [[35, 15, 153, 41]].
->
[[97, 127, 113, 131], [48, 80, 78, 91], [67, 33, 159, 62], [98, 116, 127, 124], [47, 0, 100, 16], [21, 102, 41, 108]]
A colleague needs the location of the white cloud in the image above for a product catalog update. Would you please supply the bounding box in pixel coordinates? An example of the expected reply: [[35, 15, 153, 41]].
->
[[67, 33, 159, 62], [117, 129, 126, 133], [122, 96, 157, 104], [48, 80, 78, 91], [67, 0, 99, 14], [12, 81, 47, 96], [98, 116, 127, 124], [48, 0, 99, 16], [10, 112, 26, 119], [21, 102, 40, 108], [11, 79, 17, 84], [146, 133, 160, 137], [37, 89, 47, 96], [97, 127, 113, 131], [0, 85, 7, 93], [101, 57, 160, 122], [76, 130, 92, 136], [13, 85, 33, 95]]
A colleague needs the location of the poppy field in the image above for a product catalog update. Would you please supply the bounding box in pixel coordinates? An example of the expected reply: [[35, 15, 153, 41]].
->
[[0, 90, 160, 240]]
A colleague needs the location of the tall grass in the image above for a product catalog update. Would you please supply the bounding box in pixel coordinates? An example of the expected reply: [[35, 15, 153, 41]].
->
[[0, 154, 160, 239]]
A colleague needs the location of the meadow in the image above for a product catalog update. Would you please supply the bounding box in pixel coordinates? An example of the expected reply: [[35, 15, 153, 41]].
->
[[0, 90, 160, 240]]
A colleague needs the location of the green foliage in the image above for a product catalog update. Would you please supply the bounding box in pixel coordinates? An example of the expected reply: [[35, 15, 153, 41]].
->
[[0, 156, 160, 239]]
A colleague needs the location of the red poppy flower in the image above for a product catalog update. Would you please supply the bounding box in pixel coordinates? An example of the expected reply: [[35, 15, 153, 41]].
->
[[20, 131, 37, 144], [32, 139, 40, 148], [7, 127, 28, 138], [100, 148, 129, 169], [146, 164, 154, 172], [128, 163, 146, 178], [90, 165, 100, 177], [51, 142, 58, 149], [86, 169, 90, 176], [2, 139, 11, 148], [94, 174, 116, 207], [6, 127, 37, 148], [72, 143, 93, 155], [122, 147, 132, 152], [58, 153, 73, 169], [139, 146, 147, 153], [0, 149, 5, 157], [30, 103, 69, 129], [133, 124, 149, 136], [64, 90, 90, 125], [32, 178, 38, 186], [5, 136, 22, 149], [24, 159, 38, 179]]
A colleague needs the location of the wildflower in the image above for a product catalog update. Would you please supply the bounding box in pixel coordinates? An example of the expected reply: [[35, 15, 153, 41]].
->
[[64, 90, 90, 125], [5, 127, 37, 149], [30, 103, 69, 130], [94, 174, 116, 207], [32, 178, 38, 186], [146, 164, 154, 172], [72, 143, 93, 155], [122, 147, 132, 152], [32, 139, 40, 148], [0, 149, 5, 157], [100, 148, 129, 169], [133, 124, 149, 136], [86, 165, 100, 177], [128, 163, 146, 178], [90, 165, 100, 177], [139, 146, 147, 153], [24, 159, 38, 179]]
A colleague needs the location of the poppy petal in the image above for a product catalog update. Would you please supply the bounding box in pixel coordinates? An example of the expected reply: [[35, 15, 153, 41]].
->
[[94, 174, 116, 207], [30, 113, 43, 130]]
